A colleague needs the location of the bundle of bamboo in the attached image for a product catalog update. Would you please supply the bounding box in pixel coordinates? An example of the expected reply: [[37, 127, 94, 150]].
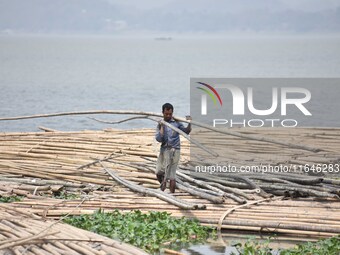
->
[[0, 203, 147, 255], [0, 127, 339, 238]]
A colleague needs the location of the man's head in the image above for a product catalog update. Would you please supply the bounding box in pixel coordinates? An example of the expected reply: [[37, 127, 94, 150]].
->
[[162, 103, 173, 121]]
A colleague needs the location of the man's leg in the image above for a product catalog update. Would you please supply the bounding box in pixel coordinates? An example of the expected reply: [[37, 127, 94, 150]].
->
[[169, 149, 180, 193], [161, 149, 172, 191], [156, 151, 165, 186]]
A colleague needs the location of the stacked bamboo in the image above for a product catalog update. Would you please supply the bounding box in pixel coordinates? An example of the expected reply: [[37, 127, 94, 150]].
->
[[190, 127, 340, 168], [0, 203, 147, 255], [0, 128, 339, 240]]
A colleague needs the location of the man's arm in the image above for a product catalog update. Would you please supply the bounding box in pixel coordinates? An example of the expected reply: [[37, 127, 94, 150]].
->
[[155, 122, 165, 142], [178, 116, 192, 134]]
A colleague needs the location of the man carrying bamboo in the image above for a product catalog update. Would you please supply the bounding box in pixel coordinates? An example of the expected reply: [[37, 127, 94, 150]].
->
[[155, 103, 191, 193]]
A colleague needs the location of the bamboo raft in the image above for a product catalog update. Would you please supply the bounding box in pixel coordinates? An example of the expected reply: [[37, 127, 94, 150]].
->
[[0, 203, 147, 255], [0, 127, 339, 252]]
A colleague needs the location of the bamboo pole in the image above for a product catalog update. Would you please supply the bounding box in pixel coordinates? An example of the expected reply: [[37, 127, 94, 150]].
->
[[0, 110, 322, 152], [100, 162, 206, 210]]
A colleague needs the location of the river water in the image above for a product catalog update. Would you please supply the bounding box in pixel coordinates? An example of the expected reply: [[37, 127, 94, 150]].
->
[[1, 35, 340, 132]]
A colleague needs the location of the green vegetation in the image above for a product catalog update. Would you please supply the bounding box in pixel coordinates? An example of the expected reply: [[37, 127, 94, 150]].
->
[[0, 195, 23, 203], [53, 190, 79, 200], [281, 235, 340, 255], [232, 236, 275, 255], [232, 235, 340, 255], [63, 209, 215, 253]]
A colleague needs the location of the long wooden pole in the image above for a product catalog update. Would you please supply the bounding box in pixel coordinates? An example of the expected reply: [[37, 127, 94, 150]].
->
[[0, 110, 321, 152], [100, 162, 206, 210]]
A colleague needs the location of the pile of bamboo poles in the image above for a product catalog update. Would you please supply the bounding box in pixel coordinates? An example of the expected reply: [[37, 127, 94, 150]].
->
[[190, 127, 340, 167], [188, 127, 340, 201], [0, 203, 147, 255], [1, 128, 338, 203], [0, 128, 339, 239]]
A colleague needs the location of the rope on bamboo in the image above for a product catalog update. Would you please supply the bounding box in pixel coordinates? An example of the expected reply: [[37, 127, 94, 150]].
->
[[42, 196, 88, 218], [77, 152, 124, 170], [217, 196, 284, 231]]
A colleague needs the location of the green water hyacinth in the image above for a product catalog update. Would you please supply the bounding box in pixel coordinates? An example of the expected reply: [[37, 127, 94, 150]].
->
[[281, 235, 340, 255], [63, 209, 215, 253], [232, 235, 340, 255], [52, 190, 79, 200], [0, 195, 23, 203]]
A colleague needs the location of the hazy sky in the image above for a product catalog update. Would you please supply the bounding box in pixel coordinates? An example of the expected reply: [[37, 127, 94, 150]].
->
[[1, 0, 339, 34], [279, 0, 340, 11], [106, 0, 340, 11], [106, 0, 175, 10]]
